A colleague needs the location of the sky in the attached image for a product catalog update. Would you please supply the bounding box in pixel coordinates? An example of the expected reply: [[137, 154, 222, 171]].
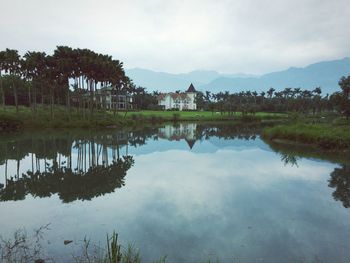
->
[[1, 0, 349, 74]]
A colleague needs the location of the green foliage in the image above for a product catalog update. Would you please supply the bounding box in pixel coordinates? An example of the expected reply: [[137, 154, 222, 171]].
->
[[241, 114, 261, 122], [0, 111, 23, 130], [121, 244, 141, 263], [262, 122, 350, 149], [172, 113, 180, 122], [106, 232, 122, 263], [338, 76, 350, 118]]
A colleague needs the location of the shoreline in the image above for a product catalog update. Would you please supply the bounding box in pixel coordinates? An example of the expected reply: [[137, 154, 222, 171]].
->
[[0, 106, 287, 132], [262, 122, 350, 151]]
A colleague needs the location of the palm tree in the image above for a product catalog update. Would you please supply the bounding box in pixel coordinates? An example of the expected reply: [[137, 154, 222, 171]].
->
[[3, 49, 21, 113], [252, 91, 258, 105], [260, 91, 265, 106], [53, 46, 75, 117], [267, 87, 275, 99], [24, 51, 47, 111], [0, 51, 6, 109]]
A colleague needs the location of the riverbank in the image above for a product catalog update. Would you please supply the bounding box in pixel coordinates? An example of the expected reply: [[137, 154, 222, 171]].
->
[[262, 121, 350, 150], [0, 105, 287, 131]]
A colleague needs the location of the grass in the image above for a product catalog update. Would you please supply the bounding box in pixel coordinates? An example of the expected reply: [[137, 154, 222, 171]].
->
[[0, 105, 287, 131], [129, 110, 286, 120], [0, 228, 220, 263], [262, 121, 350, 150]]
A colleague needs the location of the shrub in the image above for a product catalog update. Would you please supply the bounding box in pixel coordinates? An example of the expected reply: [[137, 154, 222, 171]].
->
[[172, 113, 180, 122]]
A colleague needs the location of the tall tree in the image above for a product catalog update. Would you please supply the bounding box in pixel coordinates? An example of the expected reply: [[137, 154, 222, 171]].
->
[[338, 76, 350, 119], [0, 51, 6, 109], [3, 49, 21, 113]]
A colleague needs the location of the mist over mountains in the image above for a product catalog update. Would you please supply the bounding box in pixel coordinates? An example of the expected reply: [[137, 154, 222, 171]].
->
[[126, 57, 350, 94]]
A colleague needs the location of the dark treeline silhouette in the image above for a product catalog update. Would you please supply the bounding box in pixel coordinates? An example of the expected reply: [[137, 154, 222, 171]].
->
[[328, 165, 350, 208], [0, 157, 134, 203], [195, 122, 262, 141], [196, 76, 350, 118], [0, 47, 136, 117]]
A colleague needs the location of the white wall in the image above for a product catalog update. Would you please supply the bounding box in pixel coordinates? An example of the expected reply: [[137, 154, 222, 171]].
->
[[158, 93, 197, 110]]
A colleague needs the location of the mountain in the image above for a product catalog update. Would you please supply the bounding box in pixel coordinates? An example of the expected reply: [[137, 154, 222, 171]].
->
[[126, 57, 350, 94], [200, 57, 350, 94], [125, 68, 256, 92]]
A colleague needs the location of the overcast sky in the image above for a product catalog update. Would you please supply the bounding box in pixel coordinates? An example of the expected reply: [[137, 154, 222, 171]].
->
[[1, 0, 349, 74]]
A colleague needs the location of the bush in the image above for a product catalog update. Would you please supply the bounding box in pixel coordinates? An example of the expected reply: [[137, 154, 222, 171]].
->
[[172, 113, 180, 122], [241, 115, 261, 122], [0, 113, 23, 131]]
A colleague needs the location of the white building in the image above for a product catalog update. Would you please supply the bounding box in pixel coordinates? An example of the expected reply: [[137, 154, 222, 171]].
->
[[157, 84, 197, 110], [95, 86, 132, 110]]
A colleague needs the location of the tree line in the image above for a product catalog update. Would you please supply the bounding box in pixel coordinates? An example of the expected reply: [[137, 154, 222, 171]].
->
[[196, 76, 350, 118], [0, 46, 135, 118]]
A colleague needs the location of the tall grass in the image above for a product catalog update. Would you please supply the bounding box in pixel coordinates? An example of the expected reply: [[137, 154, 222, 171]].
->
[[262, 122, 350, 149], [1, 228, 230, 263]]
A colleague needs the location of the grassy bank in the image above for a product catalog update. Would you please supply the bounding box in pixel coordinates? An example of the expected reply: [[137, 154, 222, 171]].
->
[[262, 121, 350, 150], [0, 105, 287, 131]]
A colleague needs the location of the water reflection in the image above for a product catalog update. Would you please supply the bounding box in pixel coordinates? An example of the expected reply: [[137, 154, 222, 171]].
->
[[0, 123, 350, 262], [0, 123, 349, 209], [0, 132, 136, 202], [265, 139, 350, 208], [0, 157, 134, 203], [328, 165, 350, 208]]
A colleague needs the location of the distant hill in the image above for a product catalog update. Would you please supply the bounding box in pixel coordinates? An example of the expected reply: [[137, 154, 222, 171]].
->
[[126, 57, 350, 94], [125, 68, 256, 92]]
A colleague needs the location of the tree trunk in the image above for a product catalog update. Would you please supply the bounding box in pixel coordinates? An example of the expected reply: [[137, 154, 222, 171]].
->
[[33, 83, 37, 112], [13, 81, 19, 113], [28, 85, 32, 113], [124, 97, 129, 118], [66, 79, 71, 120], [89, 80, 94, 118], [0, 71, 5, 110], [41, 85, 44, 105], [50, 87, 54, 120]]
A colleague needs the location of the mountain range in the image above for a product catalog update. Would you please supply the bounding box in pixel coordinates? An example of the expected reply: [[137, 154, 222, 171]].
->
[[126, 57, 350, 94]]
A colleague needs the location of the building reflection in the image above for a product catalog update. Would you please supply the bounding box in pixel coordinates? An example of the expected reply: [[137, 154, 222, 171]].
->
[[158, 123, 197, 149]]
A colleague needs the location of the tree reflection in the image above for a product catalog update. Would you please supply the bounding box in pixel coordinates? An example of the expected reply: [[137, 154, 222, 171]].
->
[[1, 124, 349, 208], [0, 131, 136, 203], [280, 153, 299, 167], [328, 165, 350, 208], [0, 156, 134, 203]]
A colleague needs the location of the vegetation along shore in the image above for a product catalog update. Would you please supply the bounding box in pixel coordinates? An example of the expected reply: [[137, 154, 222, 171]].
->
[[0, 47, 349, 152]]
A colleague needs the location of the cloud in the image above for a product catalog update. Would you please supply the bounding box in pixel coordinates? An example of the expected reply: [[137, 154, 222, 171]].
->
[[0, 0, 349, 74]]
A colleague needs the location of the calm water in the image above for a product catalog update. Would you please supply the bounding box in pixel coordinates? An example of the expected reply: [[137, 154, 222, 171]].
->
[[0, 123, 349, 263]]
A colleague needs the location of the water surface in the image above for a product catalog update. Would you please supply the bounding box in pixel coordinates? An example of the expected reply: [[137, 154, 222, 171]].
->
[[0, 123, 349, 263]]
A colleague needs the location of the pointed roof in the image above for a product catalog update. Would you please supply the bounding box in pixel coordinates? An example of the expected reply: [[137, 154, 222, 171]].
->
[[186, 83, 197, 93], [185, 138, 196, 149]]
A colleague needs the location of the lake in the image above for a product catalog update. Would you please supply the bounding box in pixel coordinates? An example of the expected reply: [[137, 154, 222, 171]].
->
[[0, 123, 349, 263]]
